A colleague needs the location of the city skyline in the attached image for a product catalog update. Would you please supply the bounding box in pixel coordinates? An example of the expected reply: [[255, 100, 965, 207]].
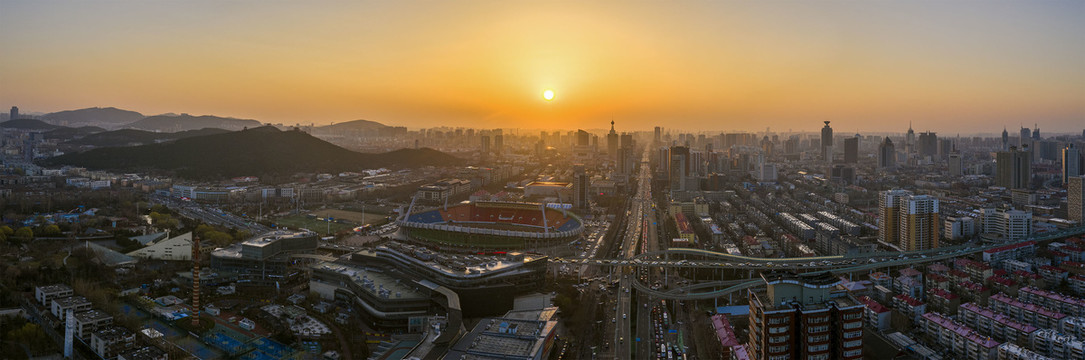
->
[[2, 1, 1083, 132]]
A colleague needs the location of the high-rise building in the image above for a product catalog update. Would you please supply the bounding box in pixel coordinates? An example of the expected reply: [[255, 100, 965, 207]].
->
[[1020, 127, 1031, 147], [493, 134, 503, 156], [997, 146, 1032, 189], [606, 121, 619, 158], [747, 271, 864, 360], [821, 121, 833, 161], [654, 126, 662, 147], [1070, 176, 1085, 223], [879, 190, 940, 251], [937, 138, 953, 160], [576, 130, 590, 147], [906, 123, 916, 154], [668, 146, 691, 192], [878, 190, 911, 247], [480, 135, 491, 163], [899, 195, 939, 251], [573, 165, 589, 210], [1064, 143, 1082, 185], [1002, 127, 1009, 150], [8, 106, 17, 121], [843, 137, 858, 163], [948, 153, 963, 177], [980, 208, 1033, 241], [918, 131, 938, 159], [878, 137, 896, 170]]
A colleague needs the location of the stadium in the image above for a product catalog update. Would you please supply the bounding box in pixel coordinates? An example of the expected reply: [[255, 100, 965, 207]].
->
[[397, 201, 584, 252]]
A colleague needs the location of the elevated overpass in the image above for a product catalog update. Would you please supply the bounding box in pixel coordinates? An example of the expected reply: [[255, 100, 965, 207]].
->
[[614, 225, 1085, 300]]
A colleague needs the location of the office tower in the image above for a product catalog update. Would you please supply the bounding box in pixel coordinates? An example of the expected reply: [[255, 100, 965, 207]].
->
[[821, 121, 833, 161], [785, 136, 799, 155], [918, 131, 938, 159], [493, 134, 503, 156], [616, 147, 630, 175], [1063, 143, 1082, 185], [573, 165, 589, 210], [761, 136, 774, 157], [654, 126, 662, 147], [748, 271, 864, 360], [9, 106, 17, 120], [620, 133, 633, 150], [606, 121, 619, 157], [980, 208, 1033, 241], [1070, 176, 1084, 223], [996, 146, 1032, 189], [576, 129, 590, 147], [843, 137, 858, 163], [878, 190, 912, 247], [1032, 124, 1040, 140], [937, 138, 952, 160], [906, 123, 916, 154], [1020, 127, 1031, 147], [878, 137, 896, 169], [948, 153, 963, 176], [480, 135, 490, 159], [899, 195, 940, 251], [829, 164, 855, 185], [668, 146, 690, 192], [1002, 127, 1009, 150]]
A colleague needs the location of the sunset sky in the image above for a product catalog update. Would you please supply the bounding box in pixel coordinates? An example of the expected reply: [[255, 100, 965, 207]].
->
[[1, 1, 1082, 133]]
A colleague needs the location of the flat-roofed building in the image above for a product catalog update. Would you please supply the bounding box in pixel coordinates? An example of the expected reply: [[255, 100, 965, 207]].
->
[[210, 230, 319, 287], [73, 309, 114, 340], [747, 271, 864, 360], [35, 284, 73, 307], [51, 296, 91, 322], [91, 326, 136, 360]]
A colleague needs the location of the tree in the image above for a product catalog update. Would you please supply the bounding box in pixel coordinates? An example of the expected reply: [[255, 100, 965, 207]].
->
[[41, 225, 61, 237], [13, 227, 32, 242], [0, 226, 13, 237]]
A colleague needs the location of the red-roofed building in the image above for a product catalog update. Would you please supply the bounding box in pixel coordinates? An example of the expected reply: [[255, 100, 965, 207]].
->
[[956, 281, 992, 306], [711, 314, 741, 359], [990, 292, 1068, 330], [858, 296, 892, 331], [1020, 287, 1085, 317], [1061, 261, 1085, 276], [927, 263, 950, 275], [928, 288, 962, 315], [1039, 265, 1069, 286], [926, 273, 951, 291], [948, 269, 971, 284], [983, 241, 1037, 269], [986, 276, 1020, 297], [1062, 246, 1085, 262], [921, 312, 1001, 360], [1011, 270, 1045, 289], [1071, 275, 1085, 296], [959, 302, 1039, 346], [893, 294, 926, 323]]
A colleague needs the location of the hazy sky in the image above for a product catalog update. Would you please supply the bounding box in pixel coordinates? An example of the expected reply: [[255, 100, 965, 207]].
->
[[1, 1, 1082, 133]]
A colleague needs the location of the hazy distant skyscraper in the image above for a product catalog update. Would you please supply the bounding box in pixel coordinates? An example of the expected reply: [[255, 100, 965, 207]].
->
[[573, 165, 589, 210], [843, 136, 858, 163], [8, 106, 17, 120], [878, 137, 896, 170], [918, 131, 938, 159], [1070, 176, 1085, 223], [1020, 126, 1031, 147], [607, 120, 616, 157], [820, 121, 833, 161], [906, 123, 916, 154], [948, 153, 962, 177], [997, 146, 1032, 189], [1065, 143, 1083, 185], [654, 126, 662, 147], [493, 134, 503, 156], [668, 146, 690, 192], [1002, 127, 1009, 150], [1032, 124, 1040, 140], [576, 129, 590, 147]]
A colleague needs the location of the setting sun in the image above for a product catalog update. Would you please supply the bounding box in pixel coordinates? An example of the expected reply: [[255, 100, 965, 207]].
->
[[543, 89, 554, 101]]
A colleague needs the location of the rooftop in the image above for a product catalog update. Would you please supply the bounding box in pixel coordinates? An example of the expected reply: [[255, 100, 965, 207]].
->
[[36, 284, 72, 294], [314, 262, 427, 301], [73, 309, 112, 323]]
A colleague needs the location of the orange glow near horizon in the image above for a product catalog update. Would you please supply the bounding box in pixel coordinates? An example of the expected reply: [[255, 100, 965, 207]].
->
[[0, 1, 1082, 133]]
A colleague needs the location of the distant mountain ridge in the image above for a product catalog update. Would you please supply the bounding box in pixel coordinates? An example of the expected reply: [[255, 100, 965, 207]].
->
[[1, 119, 63, 130], [125, 114, 264, 132], [315, 119, 388, 132], [64, 128, 231, 147], [42, 107, 145, 127], [45, 126, 462, 179]]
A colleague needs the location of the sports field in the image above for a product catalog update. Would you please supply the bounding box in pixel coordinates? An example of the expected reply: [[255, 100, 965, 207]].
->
[[310, 209, 387, 225], [274, 216, 355, 235]]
